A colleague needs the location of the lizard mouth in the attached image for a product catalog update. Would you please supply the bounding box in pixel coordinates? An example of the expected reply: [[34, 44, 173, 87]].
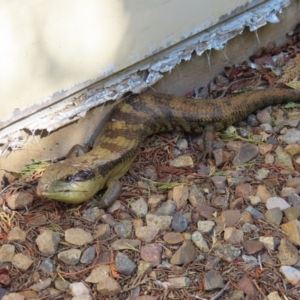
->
[[36, 181, 93, 204]]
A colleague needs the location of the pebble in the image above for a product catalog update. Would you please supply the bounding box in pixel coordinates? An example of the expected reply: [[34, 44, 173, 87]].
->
[[148, 194, 165, 210], [114, 221, 132, 238], [242, 240, 264, 255], [170, 240, 196, 265], [265, 207, 283, 226], [277, 238, 298, 265], [6, 192, 33, 210], [172, 185, 189, 208], [235, 183, 252, 198], [54, 277, 70, 291], [101, 214, 117, 227], [244, 206, 264, 218], [35, 230, 60, 255], [115, 252, 136, 276], [255, 168, 270, 180], [191, 231, 209, 253], [238, 275, 257, 297], [155, 200, 177, 216], [204, 270, 224, 291], [170, 155, 194, 167], [93, 224, 111, 240], [80, 245, 96, 264], [281, 220, 300, 245], [58, 249, 81, 265], [260, 123, 273, 133], [188, 184, 206, 207], [257, 109, 272, 124], [281, 187, 297, 198], [137, 261, 152, 277], [289, 193, 300, 206], [40, 258, 56, 274], [146, 214, 173, 232], [286, 177, 300, 187], [12, 254, 33, 271], [2, 293, 24, 300], [275, 146, 294, 170], [229, 289, 245, 300], [248, 195, 261, 205], [258, 143, 273, 155], [266, 197, 290, 210], [197, 164, 210, 177], [232, 143, 259, 165], [242, 223, 258, 233], [219, 210, 241, 227], [72, 296, 92, 300], [205, 256, 221, 270], [0, 244, 15, 263], [212, 149, 224, 167], [69, 282, 90, 297], [163, 232, 184, 244], [285, 143, 300, 156], [278, 128, 300, 144], [214, 245, 241, 262], [86, 265, 110, 283], [107, 200, 122, 214], [279, 266, 300, 285], [265, 153, 275, 164], [130, 198, 148, 217], [65, 228, 93, 246], [135, 226, 159, 243], [196, 204, 217, 219], [111, 239, 140, 250], [7, 227, 26, 244], [171, 212, 188, 232], [211, 176, 227, 190], [267, 291, 282, 300], [224, 227, 244, 244], [230, 198, 243, 210], [242, 254, 258, 266], [82, 207, 104, 221], [168, 277, 191, 288], [246, 114, 259, 126], [176, 138, 188, 150], [140, 244, 163, 267], [212, 195, 229, 210], [197, 220, 215, 235], [240, 212, 254, 225], [96, 276, 121, 296], [266, 136, 277, 145], [255, 185, 271, 203], [29, 278, 51, 292], [144, 166, 158, 179], [283, 206, 300, 221]]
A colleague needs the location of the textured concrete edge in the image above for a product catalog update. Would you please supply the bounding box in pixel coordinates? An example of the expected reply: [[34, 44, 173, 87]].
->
[[0, 0, 290, 154]]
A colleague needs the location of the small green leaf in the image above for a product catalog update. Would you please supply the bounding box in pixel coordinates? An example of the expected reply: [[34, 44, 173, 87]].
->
[[284, 102, 300, 109]]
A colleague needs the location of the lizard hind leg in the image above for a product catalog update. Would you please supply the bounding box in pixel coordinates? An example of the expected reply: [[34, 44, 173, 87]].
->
[[197, 124, 215, 162]]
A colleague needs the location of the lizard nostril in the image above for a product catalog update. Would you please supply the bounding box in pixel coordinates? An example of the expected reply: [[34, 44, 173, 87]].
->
[[36, 182, 50, 195]]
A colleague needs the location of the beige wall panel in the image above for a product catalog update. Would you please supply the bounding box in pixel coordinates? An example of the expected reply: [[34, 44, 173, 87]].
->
[[0, 0, 263, 123]]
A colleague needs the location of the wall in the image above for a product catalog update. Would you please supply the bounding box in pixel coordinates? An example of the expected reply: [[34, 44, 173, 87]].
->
[[1, 0, 267, 126]]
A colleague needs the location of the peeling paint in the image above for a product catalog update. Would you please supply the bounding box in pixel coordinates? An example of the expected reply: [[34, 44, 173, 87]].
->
[[0, 0, 290, 154]]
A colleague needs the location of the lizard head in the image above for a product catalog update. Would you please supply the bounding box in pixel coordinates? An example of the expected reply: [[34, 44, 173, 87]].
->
[[36, 159, 103, 204]]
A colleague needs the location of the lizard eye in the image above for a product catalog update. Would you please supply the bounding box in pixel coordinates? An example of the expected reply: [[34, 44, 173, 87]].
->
[[64, 170, 95, 182]]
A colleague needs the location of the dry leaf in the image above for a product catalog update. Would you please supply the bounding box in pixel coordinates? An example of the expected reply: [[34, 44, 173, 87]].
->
[[277, 54, 300, 83], [284, 81, 300, 90]]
